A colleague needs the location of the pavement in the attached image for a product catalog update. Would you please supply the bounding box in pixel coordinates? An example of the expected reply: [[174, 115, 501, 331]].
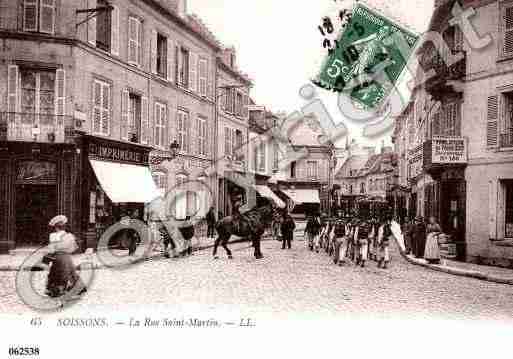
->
[[1, 233, 512, 319]]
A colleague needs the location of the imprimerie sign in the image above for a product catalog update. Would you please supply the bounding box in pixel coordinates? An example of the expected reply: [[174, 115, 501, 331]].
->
[[88, 141, 149, 165], [431, 136, 467, 164]]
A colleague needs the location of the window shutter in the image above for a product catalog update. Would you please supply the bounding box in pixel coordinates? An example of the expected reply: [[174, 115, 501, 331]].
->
[[207, 59, 213, 99], [101, 83, 110, 135], [141, 96, 149, 144], [110, 5, 119, 56], [243, 94, 249, 118], [154, 105, 160, 147], [189, 52, 197, 92], [174, 45, 180, 84], [92, 81, 102, 134], [163, 106, 169, 148], [120, 89, 129, 140], [88, 0, 97, 45], [7, 65, 19, 117], [186, 115, 191, 153], [40, 0, 55, 34], [225, 126, 230, 156], [23, 0, 38, 32], [504, 7, 513, 56], [138, 20, 143, 68], [487, 95, 498, 149], [128, 17, 138, 64], [55, 68, 65, 116], [150, 30, 158, 74], [167, 39, 174, 82]]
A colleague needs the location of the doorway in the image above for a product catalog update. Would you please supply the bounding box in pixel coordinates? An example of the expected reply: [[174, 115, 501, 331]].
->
[[15, 184, 58, 247]]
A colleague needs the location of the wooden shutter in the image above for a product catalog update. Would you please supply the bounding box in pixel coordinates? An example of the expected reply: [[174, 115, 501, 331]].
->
[[23, 0, 38, 31], [189, 52, 197, 92], [167, 39, 174, 82], [88, 0, 97, 45], [55, 68, 65, 116], [225, 126, 231, 156], [110, 5, 119, 56], [141, 96, 149, 144], [487, 95, 499, 149], [174, 45, 180, 84], [186, 114, 191, 153], [163, 106, 168, 148], [504, 6, 513, 56], [207, 58, 213, 99], [120, 89, 129, 140], [7, 65, 19, 117], [128, 17, 138, 64], [40, 0, 55, 34], [101, 83, 110, 135], [150, 30, 158, 74], [92, 81, 102, 134], [154, 104, 161, 147], [243, 94, 249, 118]]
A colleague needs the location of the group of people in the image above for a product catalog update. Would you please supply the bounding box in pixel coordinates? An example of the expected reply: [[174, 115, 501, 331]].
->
[[403, 216, 442, 264], [304, 215, 396, 269]]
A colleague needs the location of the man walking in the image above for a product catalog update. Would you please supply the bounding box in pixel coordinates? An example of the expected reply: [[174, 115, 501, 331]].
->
[[206, 206, 217, 239], [281, 211, 296, 250]]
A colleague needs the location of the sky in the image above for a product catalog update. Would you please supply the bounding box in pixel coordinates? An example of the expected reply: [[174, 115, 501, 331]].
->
[[188, 0, 435, 149]]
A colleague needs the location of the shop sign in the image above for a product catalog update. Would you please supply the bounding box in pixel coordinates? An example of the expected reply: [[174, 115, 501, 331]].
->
[[431, 136, 467, 164], [88, 142, 148, 165], [408, 144, 423, 180]]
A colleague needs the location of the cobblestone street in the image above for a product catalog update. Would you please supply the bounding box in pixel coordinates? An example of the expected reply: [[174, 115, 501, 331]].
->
[[1, 236, 512, 321]]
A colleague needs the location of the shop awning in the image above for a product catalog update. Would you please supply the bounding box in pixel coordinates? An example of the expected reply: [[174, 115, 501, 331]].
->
[[282, 189, 320, 204], [254, 185, 285, 208], [89, 159, 161, 203]]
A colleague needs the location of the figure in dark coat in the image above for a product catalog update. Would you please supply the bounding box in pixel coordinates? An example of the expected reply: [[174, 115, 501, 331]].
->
[[206, 206, 217, 238], [413, 217, 427, 258], [280, 212, 296, 249]]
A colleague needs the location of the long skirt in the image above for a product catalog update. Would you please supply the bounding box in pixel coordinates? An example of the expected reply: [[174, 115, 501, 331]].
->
[[334, 236, 348, 263], [359, 240, 369, 261], [46, 252, 84, 298], [424, 233, 440, 262]]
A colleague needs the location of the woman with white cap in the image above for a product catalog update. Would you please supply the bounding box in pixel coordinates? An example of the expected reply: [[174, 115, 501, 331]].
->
[[45, 215, 86, 298]]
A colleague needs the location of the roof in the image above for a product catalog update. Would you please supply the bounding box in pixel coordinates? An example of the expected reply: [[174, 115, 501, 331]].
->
[[285, 115, 330, 148]]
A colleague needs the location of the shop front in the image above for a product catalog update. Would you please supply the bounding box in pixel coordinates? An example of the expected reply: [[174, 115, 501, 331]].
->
[[79, 135, 160, 250], [0, 141, 78, 253]]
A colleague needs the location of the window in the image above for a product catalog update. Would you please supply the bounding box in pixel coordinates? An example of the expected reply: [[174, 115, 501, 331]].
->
[[360, 182, 366, 194], [197, 117, 207, 156], [501, 92, 513, 148], [224, 126, 233, 156], [290, 161, 296, 178], [154, 102, 167, 148], [442, 103, 459, 136], [502, 4, 513, 57], [198, 58, 208, 97], [23, 0, 55, 34], [96, 0, 111, 52], [128, 16, 142, 66], [236, 92, 243, 116], [179, 47, 189, 87], [273, 142, 280, 171], [257, 142, 266, 172], [177, 110, 189, 153], [505, 181, 513, 238], [307, 161, 318, 179], [19, 69, 55, 116], [92, 79, 110, 135], [234, 129, 243, 160], [152, 171, 168, 195], [156, 34, 168, 78], [128, 94, 141, 142]]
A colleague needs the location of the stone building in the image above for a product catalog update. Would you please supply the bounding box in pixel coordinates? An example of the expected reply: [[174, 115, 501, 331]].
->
[[0, 0, 221, 251], [394, 0, 513, 266]]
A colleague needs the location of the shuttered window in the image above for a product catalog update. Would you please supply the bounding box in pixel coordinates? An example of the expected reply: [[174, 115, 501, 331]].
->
[[55, 68, 65, 116], [487, 95, 499, 148], [504, 6, 513, 57], [23, 0, 55, 33], [197, 117, 207, 156], [189, 52, 197, 92], [177, 110, 189, 153], [92, 80, 110, 135], [128, 16, 142, 66], [154, 102, 167, 148], [224, 126, 232, 156], [198, 58, 208, 97]]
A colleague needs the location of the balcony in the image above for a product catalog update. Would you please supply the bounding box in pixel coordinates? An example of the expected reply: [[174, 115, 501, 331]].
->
[[500, 131, 513, 148], [0, 113, 75, 143], [424, 51, 466, 95]]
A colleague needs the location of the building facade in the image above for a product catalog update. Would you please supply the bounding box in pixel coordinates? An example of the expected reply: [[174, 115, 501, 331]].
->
[[0, 0, 225, 252], [395, 0, 513, 266]]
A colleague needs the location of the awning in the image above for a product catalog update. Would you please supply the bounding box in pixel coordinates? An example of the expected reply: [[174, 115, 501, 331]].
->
[[282, 189, 320, 204], [254, 185, 285, 208], [89, 159, 161, 203]]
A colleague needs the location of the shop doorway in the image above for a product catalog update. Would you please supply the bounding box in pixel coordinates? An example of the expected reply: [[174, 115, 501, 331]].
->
[[15, 184, 57, 247], [15, 160, 58, 247], [440, 180, 466, 242]]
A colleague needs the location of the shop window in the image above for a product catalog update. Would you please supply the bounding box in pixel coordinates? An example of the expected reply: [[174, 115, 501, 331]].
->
[[505, 180, 513, 238], [23, 0, 55, 34], [156, 33, 168, 78]]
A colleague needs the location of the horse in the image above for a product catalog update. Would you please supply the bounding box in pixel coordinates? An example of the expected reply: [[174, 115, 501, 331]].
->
[[213, 202, 282, 260]]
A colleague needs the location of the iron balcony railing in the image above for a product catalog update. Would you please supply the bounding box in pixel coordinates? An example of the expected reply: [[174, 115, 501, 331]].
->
[[0, 112, 75, 143], [500, 130, 513, 148]]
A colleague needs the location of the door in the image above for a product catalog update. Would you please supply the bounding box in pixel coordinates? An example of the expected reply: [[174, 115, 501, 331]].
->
[[440, 180, 466, 242], [16, 184, 58, 247]]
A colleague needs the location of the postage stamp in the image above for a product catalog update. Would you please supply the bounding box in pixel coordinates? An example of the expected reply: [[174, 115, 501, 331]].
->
[[314, 1, 419, 110]]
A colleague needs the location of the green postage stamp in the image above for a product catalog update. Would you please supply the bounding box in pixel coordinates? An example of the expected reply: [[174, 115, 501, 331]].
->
[[315, 2, 419, 110]]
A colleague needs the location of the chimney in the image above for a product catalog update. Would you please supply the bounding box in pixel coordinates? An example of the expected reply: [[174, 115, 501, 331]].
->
[[223, 47, 236, 68], [176, 0, 187, 18]]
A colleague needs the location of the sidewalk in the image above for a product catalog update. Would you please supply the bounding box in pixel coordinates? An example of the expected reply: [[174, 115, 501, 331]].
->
[[0, 235, 253, 272]]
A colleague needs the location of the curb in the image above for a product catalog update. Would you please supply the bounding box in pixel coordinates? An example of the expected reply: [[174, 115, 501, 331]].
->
[[399, 250, 513, 286], [0, 238, 258, 272]]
